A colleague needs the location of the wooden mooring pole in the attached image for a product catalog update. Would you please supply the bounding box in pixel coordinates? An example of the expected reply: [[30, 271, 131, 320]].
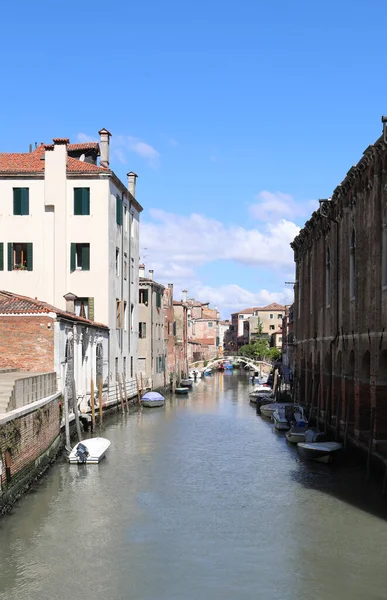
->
[[90, 377, 95, 431], [136, 375, 142, 405], [98, 378, 103, 426], [344, 393, 351, 450]]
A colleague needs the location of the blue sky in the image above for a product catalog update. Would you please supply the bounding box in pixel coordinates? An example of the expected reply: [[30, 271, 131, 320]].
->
[[1, 0, 387, 316]]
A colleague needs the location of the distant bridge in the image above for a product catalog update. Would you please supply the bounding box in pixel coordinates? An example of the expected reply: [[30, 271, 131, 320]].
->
[[203, 356, 273, 373]]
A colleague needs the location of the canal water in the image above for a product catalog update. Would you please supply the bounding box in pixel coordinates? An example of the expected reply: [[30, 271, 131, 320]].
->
[[1, 372, 387, 600]]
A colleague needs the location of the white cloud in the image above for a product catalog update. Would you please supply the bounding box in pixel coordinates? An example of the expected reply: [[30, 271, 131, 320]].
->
[[193, 284, 294, 316], [142, 209, 299, 270], [249, 190, 316, 222], [113, 136, 160, 168], [76, 132, 98, 143]]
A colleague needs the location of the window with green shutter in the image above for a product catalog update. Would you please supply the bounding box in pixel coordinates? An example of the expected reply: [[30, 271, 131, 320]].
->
[[13, 188, 29, 215], [74, 188, 90, 215], [7, 242, 32, 270], [70, 243, 90, 271], [0, 243, 3, 271], [116, 195, 123, 226]]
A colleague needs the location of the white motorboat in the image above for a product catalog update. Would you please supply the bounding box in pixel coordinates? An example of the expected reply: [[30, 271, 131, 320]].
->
[[297, 440, 343, 463], [141, 391, 165, 407], [272, 405, 306, 431], [260, 402, 293, 419], [286, 426, 325, 444], [69, 437, 111, 464], [249, 385, 273, 403]]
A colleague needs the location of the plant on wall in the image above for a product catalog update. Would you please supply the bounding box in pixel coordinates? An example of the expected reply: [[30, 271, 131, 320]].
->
[[0, 420, 21, 454]]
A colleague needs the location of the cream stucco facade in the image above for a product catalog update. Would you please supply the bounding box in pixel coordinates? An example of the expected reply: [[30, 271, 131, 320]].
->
[[0, 133, 142, 399]]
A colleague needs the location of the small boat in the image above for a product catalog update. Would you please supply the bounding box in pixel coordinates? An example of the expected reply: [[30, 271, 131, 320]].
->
[[68, 437, 110, 464], [141, 391, 165, 407], [297, 440, 343, 463], [225, 364, 233, 370], [181, 379, 193, 388], [203, 369, 212, 376], [286, 426, 325, 444], [249, 385, 274, 403], [175, 387, 189, 395], [218, 364, 225, 372], [272, 405, 306, 431], [260, 402, 292, 419]]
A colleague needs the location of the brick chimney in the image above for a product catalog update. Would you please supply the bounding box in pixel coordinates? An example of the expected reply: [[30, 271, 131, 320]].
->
[[63, 292, 77, 314], [98, 128, 112, 168]]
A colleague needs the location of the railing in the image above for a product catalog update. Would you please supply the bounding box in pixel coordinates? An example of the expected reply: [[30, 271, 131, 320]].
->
[[9, 373, 57, 411]]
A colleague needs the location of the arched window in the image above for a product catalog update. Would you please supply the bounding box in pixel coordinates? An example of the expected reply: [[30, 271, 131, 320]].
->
[[326, 247, 331, 307], [349, 229, 356, 299]]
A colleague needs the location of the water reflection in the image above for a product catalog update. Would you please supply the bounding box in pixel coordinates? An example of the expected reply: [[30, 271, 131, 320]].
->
[[1, 371, 387, 600]]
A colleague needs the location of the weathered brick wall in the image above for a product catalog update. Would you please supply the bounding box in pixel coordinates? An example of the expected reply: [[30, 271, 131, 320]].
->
[[0, 316, 55, 372], [0, 396, 60, 490]]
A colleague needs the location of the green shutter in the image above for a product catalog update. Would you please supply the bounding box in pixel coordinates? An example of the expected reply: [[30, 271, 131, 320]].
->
[[116, 195, 122, 225], [82, 244, 90, 270], [26, 243, 33, 271], [13, 189, 21, 215], [0, 243, 3, 271], [21, 189, 29, 215], [88, 297, 94, 321], [7, 243, 13, 271], [70, 243, 76, 272], [74, 189, 82, 215], [82, 188, 90, 215]]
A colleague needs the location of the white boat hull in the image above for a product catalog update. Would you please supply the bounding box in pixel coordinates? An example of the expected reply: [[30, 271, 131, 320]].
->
[[142, 399, 165, 407], [273, 419, 290, 431], [297, 441, 343, 463], [69, 437, 110, 464]]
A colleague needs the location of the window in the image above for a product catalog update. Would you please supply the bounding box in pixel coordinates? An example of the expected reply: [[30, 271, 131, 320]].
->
[[124, 205, 128, 232], [116, 248, 120, 277], [139, 322, 147, 339], [130, 212, 134, 238], [278, 337, 282, 343], [239, 315, 244, 319], [116, 299, 122, 329], [124, 253, 128, 280], [0, 243, 3, 271], [270, 314, 273, 319], [270, 325, 275, 330], [75, 298, 92, 319], [8, 243, 33, 271], [277, 314, 282, 319], [131, 257, 134, 283], [173, 322, 176, 336], [115, 357, 119, 380], [208, 321, 213, 328], [123, 301, 127, 331], [156, 356, 165, 373], [116, 195, 123, 225], [123, 357, 127, 380], [131, 304, 134, 330], [350, 229, 356, 299], [74, 188, 90, 215], [156, 291, 162, 309], [13, 188, 29, 215], [326, 247, 331, 306], [130, 356, 133, 378], [139, 289, 149, 305], [70, 243, 90, 271]]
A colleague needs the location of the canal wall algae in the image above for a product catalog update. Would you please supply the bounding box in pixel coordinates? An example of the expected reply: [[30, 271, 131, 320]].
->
[[0, 393, 62, 515]]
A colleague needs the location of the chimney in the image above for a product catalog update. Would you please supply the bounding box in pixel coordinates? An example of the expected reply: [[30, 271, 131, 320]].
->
[[98, 128, 112, 168], [182, 289, 187, 303], [127, 171, 138, 197], [139, 264, 145, 278], [148, 269, 154, 280], [63, 292, 77, 314]]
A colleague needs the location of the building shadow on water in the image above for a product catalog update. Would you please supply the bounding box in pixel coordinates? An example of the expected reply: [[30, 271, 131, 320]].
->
[[288, 445, 387, 521]]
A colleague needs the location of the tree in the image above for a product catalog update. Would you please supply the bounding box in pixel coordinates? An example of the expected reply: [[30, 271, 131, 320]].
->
[[267, 347, 281, 362]]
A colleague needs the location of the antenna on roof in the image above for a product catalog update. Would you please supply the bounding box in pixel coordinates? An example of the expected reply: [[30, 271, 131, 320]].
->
[[79, 154, 85, 162]]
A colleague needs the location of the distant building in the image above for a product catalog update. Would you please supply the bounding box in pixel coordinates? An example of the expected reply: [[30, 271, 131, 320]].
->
[[163, 282, 176, 384], [0, 130, 142, 401], [230, 308, 255, 350], [138, 266, 166, 389], [173, 297, 189, 378], [218, 320, 231, 356], [186, 296, 220, 361]]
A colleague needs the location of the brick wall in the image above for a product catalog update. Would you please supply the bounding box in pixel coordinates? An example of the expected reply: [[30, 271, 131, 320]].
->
[[0, 395, 60, 490], [0, 316, 55, 372]]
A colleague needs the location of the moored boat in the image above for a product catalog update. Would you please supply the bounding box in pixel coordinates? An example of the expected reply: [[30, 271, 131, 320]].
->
[[297, 440, 343, 463], [141, 391, 165, 407], [175, 387, 189, 395], [68, 437, 111, 464], [181, 379, 193, 388], [260, 402, 293, 419], [272, 405, 306, 431], [286, 426, 325, 444]]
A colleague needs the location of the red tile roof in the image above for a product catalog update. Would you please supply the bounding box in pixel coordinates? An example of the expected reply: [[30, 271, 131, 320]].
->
[[254, 303, 285, 311], [0, 291, 108, 329], [231, 308, 255, 316], [0, 142, 108, 174], [68, 142, 100, 152]]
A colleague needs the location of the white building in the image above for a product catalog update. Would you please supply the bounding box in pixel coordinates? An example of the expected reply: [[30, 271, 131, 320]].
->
[[137, 266, 166, 390], [0, 130, 142, 401]]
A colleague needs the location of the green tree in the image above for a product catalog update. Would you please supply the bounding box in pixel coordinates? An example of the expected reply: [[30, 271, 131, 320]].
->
[[267, 347, 281, 362]]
